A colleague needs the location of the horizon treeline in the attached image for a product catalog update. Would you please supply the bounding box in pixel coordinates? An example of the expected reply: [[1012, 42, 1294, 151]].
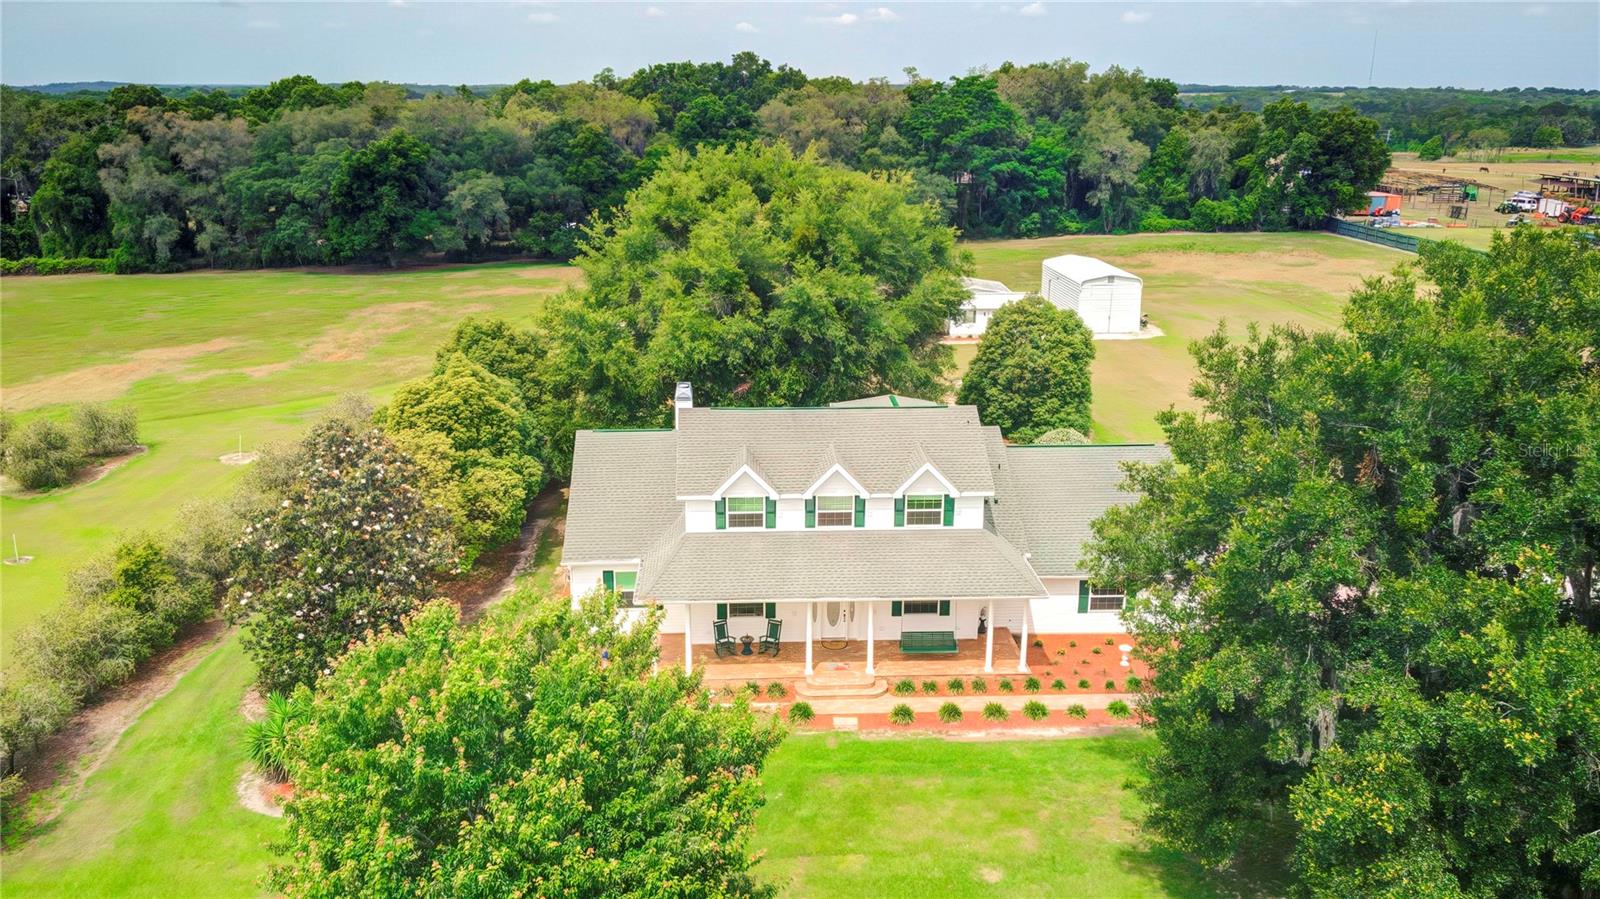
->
[[0, 53, 1396, 271]]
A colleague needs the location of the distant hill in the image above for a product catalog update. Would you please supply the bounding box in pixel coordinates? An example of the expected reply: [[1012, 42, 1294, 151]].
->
[[14, 81, 506, 97]]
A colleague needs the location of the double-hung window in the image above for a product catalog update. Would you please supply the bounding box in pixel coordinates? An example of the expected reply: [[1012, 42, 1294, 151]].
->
[[904, 494, 944, 526], [725, 496, 765, 529], [815, 495, 854, 527], [728, 602, 765, 618], [960, 307, 978, 324], [1088, 584, 1126, 612], [902, 600, 940, 616], [614, 571, 637, 605]]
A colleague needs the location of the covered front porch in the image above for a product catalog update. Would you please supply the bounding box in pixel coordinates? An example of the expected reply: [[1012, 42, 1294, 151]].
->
[[656, 598, 1036, 679]]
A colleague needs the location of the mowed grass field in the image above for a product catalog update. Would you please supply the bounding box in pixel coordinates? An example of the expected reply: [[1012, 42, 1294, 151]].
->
[[965, 231, 1401, 442], [0, 262, 578, 646]]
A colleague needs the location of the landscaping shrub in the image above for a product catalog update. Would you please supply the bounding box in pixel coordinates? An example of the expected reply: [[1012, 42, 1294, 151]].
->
[[1125, 675, 1142, 690], [68, 404, 139, 457], [0, 256, 113, 275], [1, 418, 86, 490], [893, 679, 916, 695], [743, 681, 762, 696], [1106, 680, 1117, 690], [1091, 647, 1102, 655], [1068, 640, 1077, 648], [1024, 676, 1041, 693], [1105, 638, 1114, 645], [766, 682, 787, 699], [970, 677, 987, 693], [787, 702, 814, 724], [1078, 679, 1091, 689], [889, 704, 915, 725], [1067, 704, 1088, 719], [938, 702, 963, 723], [921, 680, 939, 694], [982, 702, 1008, 721], [1051, 678, 1066, 691], [1032, 639, 1043, 648], [946, 677, 965, 694], [1107, 700, 1131, 719], [1023, 701, 1048, 721], [997, 678, 1014, 693], [245, 691, 309, 780]]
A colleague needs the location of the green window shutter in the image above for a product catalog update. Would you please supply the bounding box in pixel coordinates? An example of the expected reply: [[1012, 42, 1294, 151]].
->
[[1077, 581, 1090, 614], [854, 496, 865, 527], [894, 497, 905, 527], [805, 497, 816, 528], [602, 570, 614, 591], [942, 494, 955, 526], [765, 602, 776, 618], [891, 601, 902, 617], [715, 499, 726, 530], [938, 600, 951, 616], [765, 497, 777, 528], [716, 602, 728, 620]]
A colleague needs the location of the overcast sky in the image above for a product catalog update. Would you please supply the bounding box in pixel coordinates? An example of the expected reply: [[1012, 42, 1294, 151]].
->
[[3, 1, 1596, 90]]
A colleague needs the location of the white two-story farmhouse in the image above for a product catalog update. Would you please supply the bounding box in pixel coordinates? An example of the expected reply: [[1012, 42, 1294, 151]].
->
[[561, 383, 1166, 678]]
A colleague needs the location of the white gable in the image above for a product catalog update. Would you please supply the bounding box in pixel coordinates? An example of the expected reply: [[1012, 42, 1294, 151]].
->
[[715, 467, 775, 499], [897, 464, 957, 497], [805, 466, 865, 498]]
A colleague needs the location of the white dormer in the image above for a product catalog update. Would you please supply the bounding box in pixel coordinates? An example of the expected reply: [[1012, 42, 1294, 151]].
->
[[894, 462, 959, 499], [802, 463, 867, 499]]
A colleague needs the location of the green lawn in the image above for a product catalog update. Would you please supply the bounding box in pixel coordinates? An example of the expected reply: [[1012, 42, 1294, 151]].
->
[[1, 637, 277, 898], [753, 732, 1267, 897], [0, 262, 576, 646], [965, 232, 1399, 442]]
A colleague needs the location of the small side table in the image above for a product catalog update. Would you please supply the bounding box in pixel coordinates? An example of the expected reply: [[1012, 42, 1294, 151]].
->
[[740, 635, 755, 656]]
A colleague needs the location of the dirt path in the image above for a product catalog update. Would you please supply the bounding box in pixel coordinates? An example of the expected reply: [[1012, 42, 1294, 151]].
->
[[11, 617, 231, 831], [441, 485, 566, 623]]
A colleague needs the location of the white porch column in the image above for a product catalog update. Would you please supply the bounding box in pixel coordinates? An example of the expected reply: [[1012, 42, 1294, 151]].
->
[[1016, 600, 1030, 673], [865, 602, 876, 676], [682, 604, 693, 676], [804, 601, 814, 676], [984, 599, 995, 672]]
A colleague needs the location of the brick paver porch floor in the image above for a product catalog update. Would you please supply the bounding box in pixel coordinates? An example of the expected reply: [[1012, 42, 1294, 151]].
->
[[657, 628, 1027, 682]]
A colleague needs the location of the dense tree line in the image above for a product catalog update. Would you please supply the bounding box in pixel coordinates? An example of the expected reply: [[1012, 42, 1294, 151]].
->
[[1, 55, 1390, 269], [1089, 229, 1600, 895], [1185, 84, 1600, 156]]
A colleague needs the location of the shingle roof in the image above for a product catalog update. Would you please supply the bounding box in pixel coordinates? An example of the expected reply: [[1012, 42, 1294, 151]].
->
[[999, 444, 1171, 576], [561, 429, 680, 563], [674, 405, 996, 497], [1042, 254, 1142, 284], [634, 528, 1046, 603]]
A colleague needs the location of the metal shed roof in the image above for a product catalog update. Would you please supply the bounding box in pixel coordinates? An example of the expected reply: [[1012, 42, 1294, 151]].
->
[[1041, 254, 1142, 284]]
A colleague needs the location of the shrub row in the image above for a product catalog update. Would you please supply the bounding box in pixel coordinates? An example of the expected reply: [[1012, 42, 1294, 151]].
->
[[0, 404, 140, 491], [0, 257, 114, 275]]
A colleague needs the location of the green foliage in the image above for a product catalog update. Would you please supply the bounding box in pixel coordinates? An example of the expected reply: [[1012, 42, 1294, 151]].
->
[[1531, 124, 1563, 148], [1051, 678, 1067, 691], [982, 702, 1008, 721], [946, 677, 966, 694], [889, 704, 915, 725], [1106, 701, 1131, 719], [225, 418, 451, 694], [325, 130, 446, 265], [786, 701, 813, 724], [894, 678, 916, 695], [1067, 704, 1088, 719], [270, 595, 784, 896], [69, 404, 138, 457], [243, 691, 309, 780], [970, 677, 987, 693], [938, 702, 964, 723], [1416, 135, 1445, 161], [534, 142, 964, 475], [766, 681, 787, 699], [1024, 676, 1042, 693], [1030, 426, 1090, 446], [921, 680, 940, 694], [0, 256, 113, 275], [1125, 675, 1142, 690], [1078, 679, 1091, 689], [384, 353, 544, 568], [957, 296, 1095, 443], [1088, 229, 1600, 892], [1, 418, 86, 490], [997, 678, 1014, 693], [1022, 701, 1049, 721]]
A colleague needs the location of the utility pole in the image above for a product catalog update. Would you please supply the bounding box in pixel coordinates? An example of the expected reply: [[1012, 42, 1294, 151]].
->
[[1368, 28, 1378, 87]]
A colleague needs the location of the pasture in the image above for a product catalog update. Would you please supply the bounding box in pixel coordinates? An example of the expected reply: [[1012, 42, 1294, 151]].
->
[[1375, 149, 1600, 249]]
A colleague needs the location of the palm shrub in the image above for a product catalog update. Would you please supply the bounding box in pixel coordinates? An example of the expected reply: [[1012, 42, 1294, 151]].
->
[[894, 679, 916, 695], [1067, 704, 1088, 719], [787, 702, 814, 724], [937, 702, 963, 723], [946, 678, 965, 694], [1024, 676, 1041, 693], [889, 704, 915, 725], [1022, 701, 1048, 721], [1107, 700, 1131, 719], [982, 702, 1008, 721], [245, 691, 309, 780]]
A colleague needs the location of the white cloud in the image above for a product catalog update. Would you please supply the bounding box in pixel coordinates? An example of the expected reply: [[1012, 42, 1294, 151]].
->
[[1020, 1, 1046, 16], [865, 7, 900, 21], [809, 12, 860, 25], [1121, 9, 1151, 24], [735, 20, 758, 32], [645, 5, 667, 16], [526, 11, 559, 23]]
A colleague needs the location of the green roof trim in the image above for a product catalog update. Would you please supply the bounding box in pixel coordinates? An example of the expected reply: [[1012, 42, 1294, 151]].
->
[[1012, 442, 1161, 449], [589, 427, 676, 433]]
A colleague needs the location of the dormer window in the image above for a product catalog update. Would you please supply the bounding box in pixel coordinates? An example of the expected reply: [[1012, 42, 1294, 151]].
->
[[904, 494, 946, 526], [724, 496, 767, 529], [815, 495, 855, 527]]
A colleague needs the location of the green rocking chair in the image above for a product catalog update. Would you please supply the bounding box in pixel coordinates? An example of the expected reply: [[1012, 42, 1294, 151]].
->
[[757, 618, 782, 656], [713, 619, 737, 658]]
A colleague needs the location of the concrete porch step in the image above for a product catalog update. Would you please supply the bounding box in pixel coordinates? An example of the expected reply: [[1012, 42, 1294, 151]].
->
[[796, 677, 888, 699]]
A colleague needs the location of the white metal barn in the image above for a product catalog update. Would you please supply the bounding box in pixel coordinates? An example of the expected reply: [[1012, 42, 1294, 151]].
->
[[1040, 255, 1143, 338], [949, 277, 1026, 337]]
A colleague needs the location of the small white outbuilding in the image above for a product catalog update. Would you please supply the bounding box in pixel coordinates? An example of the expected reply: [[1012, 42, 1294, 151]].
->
[[949, 276, 1026, 338], [1040, 254, 1143, 338]]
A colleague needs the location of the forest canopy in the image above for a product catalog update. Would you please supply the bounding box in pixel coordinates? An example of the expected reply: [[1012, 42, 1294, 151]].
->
[[2, 55, 1400, 269]]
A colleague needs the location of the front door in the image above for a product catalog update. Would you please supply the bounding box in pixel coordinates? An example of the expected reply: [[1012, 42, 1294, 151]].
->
[[817, 601, 852, 641]]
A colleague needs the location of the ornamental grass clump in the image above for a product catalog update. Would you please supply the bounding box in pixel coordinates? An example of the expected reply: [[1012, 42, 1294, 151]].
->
[[890, 704, 915, 725], [787, 702, 814, 724], [894, 679, 916, 695], [946, 678, 966, 694], [997, 678, 1014, 693], [1077, 678, 1091, 689], [1125, 675, 1142, 690], [1024, 676, 1041, 693], [766, 682, 787, 698], [1022, 701, 1048, 721], [982, 702, 1008, 721], [970, 677, 988, 693], [1051, 678, 1067, 691], [1107, 700, 1132, 719], [921, 680, 940, 694], [1067, 704, 1088, 719], [938, 702, 963, 723]]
